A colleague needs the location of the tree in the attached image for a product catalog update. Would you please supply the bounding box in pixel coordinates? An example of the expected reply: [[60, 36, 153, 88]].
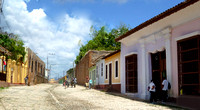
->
[[0, 34, 26, 62], [67, 68, 74, 79], [75, 23, 130, 64]]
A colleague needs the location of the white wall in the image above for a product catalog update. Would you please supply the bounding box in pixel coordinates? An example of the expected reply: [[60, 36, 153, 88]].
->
[[96, 59, 105, 85], [120, 27, 172, 100]]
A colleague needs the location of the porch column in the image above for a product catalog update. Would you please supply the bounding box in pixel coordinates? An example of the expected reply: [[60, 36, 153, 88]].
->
[[140, 42, 148, 99], [165, 33, 172, 95]]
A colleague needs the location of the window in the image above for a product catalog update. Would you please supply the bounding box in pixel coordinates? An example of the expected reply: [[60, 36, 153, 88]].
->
[[35, 61, 37, 72], [94, 70, 96, 80], [106, 65, 108, 79], [178, 35, 200, 95], [89, 72, 91, 79], [109, 63, 112, 85], [96, 66, 98, 78], [29, 57, 31, 68], [101, 63, 103, 76], [31, 61, 33, 72], [125, 54, 138, 93], [115, 60, 119, 78], [41, 65, 43, 75]]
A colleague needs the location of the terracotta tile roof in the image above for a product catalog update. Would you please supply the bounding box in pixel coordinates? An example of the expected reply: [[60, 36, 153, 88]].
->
[[115, 0, 199, 42], [103, 49, 121, 59]]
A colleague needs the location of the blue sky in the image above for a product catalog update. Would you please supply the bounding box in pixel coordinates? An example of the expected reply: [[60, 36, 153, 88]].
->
[[3, 0, 184, 79], [26, 0, 184, 28]]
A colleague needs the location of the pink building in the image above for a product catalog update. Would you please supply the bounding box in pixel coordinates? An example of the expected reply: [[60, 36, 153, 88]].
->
[[116, 0, 200, 109]]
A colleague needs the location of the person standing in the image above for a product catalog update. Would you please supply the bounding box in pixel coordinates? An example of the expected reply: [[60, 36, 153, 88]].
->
[[148, 80, 156, 103], [71, 78, 74, 88], [162, 77, 169, 102], [24, 75, 28, 85], [89, 78, 92, 89], [85, 76, 89, 89]]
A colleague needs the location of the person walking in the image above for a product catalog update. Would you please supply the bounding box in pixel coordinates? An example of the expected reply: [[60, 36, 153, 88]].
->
[[89, 78, 92, 89], [148, 80, 156, 103], [162, 77, 169, 103], [74, 77, 77, 88]]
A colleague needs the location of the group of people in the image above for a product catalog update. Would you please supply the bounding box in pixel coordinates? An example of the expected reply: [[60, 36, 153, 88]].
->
[[85, 77, 93, 89], [63, 77, 77, 89], [148, 77, 170, 103]]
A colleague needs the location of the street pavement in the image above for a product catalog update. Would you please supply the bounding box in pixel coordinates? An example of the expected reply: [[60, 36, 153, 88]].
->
[[0, 84, 183, 110]]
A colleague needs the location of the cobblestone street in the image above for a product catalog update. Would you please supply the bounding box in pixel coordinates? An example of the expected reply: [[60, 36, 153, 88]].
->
[[0, 84, 182, 110]]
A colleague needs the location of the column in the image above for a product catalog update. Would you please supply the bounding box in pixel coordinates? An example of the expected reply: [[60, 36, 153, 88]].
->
[[140, 42, 148, 99], [165, 33, 172, 95]]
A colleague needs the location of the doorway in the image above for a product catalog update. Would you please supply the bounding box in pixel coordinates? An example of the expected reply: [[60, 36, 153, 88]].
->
[[151, 50, 166, 99]]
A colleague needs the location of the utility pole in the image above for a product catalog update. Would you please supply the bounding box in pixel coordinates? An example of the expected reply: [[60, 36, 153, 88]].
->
[[46, 53, 55, 70]]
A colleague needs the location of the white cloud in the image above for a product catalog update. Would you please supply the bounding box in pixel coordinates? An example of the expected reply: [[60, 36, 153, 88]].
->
[[3, 0, 92, 79]]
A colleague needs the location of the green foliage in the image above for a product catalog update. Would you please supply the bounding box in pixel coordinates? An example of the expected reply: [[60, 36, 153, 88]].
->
[[0, 87, 8, 90], [0, 34, 26, 61], [67, 68, 74, 75], [75, 23, 130, 64]]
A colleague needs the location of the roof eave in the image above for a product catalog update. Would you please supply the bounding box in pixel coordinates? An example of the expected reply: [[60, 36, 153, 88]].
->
[[115, 0, 199, 42]]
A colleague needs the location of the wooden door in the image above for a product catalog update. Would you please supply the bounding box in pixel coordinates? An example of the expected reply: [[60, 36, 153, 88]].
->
[[125, 54, 138, 93], [151, 50, 166, 99]]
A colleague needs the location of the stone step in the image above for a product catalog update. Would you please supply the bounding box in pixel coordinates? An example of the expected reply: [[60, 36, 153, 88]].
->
[[0, 81, 10, 87], [177, 95, 200, 109]]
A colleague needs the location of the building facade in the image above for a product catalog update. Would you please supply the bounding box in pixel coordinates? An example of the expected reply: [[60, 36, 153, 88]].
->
[[104, 50, 121, 92], [95, 58, 105, 89], [75, 50, 113, 85], [89, 65, 96, 87], [116, 0, 200, 109], [27, 47, 47, 85]]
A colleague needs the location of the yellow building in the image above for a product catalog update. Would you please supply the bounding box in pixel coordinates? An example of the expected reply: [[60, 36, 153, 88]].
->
[[6, 58, 28, 84], [104, 50, 121, 92]]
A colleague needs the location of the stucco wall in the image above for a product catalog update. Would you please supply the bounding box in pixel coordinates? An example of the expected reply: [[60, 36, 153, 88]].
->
[[171, 17, 200, 97], [75, 51, 112, 85], [104, 52, 121, 84], [120, 43, 141, 96], [120, 27, 172, 100], [96, 59, 105, 85]]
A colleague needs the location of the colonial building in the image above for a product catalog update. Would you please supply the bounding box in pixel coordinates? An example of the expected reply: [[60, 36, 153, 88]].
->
[[89, 65, 96, 87], [95, 56, 106, 89], [27, 47, 47, 85], [116, 0, 200, 109], [0, 45, 11, 87], [103, 50, 121, 92], [75, 50, 112, 85]]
